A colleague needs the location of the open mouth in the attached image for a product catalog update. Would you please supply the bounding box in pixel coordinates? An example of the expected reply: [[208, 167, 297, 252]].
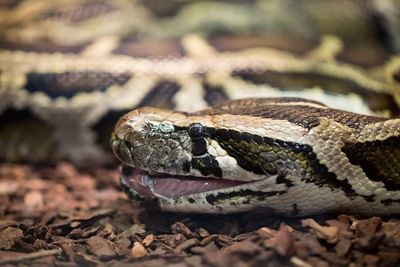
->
[[120, 166, 247, 199]]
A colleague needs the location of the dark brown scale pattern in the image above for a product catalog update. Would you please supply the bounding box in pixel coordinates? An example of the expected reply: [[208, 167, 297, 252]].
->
[[201, 98, 385, 129], [232, 71, 400, 114], [191, 155, 222, 178], [25, 71, 132, 99], [0, 40, 87, 53], [202, 82, 230, 107], [212, 97, 327, 110], [140, 0, 188, 17], [51, 1, 117, 23], [137, 80, 180, 109], [205, 189, 286, 206], [209, 35, 317, 54], [211, 128, 358, 197], [113, 38, 184, 58], [214, 129, 309, 175], [192, 138, 208, 156], [343, 136, 400, 190], [187, 124, 222, 177], [393, 71, 400, 82], [0, 0, 20, 9]]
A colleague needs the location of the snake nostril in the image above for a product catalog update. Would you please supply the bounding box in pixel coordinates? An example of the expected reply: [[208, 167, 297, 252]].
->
[[112, 139, 134, 164]]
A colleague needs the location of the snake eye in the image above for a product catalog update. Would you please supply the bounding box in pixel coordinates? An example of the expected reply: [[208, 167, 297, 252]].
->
[[188, 123, 205, 138], [159, 122, 174, 133]]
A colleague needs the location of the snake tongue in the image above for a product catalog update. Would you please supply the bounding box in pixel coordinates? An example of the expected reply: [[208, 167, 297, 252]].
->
[[121, 166, 245, 199]]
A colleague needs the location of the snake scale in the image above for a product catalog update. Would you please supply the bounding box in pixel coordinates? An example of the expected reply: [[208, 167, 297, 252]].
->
[[1, 0, 400, 216]]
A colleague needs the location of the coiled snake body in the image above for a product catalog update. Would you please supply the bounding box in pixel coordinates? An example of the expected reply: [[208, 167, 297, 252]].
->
[[1, 0, 400, 215]]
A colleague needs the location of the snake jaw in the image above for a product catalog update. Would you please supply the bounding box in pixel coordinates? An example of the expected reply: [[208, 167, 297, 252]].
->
[[119, 165, 290, 215], [119, 165, 250, 201]]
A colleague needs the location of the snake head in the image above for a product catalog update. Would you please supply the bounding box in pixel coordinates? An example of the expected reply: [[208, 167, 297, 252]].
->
[[111, 107, 192, 175], [111, 105, 286, 214]]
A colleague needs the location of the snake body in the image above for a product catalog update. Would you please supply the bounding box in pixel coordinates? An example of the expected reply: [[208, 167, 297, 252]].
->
[[112, 98, 400, 216], [1, 34, 400, 166]]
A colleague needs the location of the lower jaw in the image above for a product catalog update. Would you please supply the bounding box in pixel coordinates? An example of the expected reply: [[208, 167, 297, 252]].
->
[[120, 165, 247, 200]]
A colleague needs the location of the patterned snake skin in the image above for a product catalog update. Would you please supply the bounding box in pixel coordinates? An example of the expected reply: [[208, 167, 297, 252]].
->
[[112, 97, 400, 216]]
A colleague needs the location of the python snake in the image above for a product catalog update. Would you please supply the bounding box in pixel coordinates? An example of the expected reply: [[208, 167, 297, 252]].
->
[[1, 0, 400, 215], [111, 97, 400, 216]]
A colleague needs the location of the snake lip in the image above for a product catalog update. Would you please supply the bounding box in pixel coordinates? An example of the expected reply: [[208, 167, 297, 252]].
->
[[120, 165, 248, 200]]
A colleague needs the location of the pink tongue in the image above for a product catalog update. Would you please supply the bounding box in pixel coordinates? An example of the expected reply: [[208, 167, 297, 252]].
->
[[122, 168, 245, 199]]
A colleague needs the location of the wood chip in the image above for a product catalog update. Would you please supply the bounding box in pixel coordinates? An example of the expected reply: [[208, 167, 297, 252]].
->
[[272, 224, 295, 257], [142, 234, 154, 247], [131, 241, 148, 258], [291, 256, 313, 267], [0, 180, 19, 195], [0, 227, 23, 250], [174, 238, 200, 253], [113, 237, 131, 256], [86, 236, 116, 260], [171, 222, 193, 238], [119, 224, 146, 238], [199, 234, 218, 246], [197, 227, 210, 237], [335, 238, 352, 257], [2, 163, 400, 266], [257, 227, 276, 239], [302, 218, 339, 244], [224, 240, 261, 255]]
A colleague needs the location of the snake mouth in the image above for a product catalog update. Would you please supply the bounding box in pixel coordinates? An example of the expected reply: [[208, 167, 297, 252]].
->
[[120, 166, 247, 200]]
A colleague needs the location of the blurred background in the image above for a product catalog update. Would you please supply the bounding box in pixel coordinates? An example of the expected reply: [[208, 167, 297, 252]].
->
[[0, 0, 399, 165], [1, 0, 399, 63]]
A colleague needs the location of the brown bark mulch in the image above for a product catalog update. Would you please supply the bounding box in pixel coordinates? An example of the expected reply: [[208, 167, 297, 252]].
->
[[1, 163, 400, 267]]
